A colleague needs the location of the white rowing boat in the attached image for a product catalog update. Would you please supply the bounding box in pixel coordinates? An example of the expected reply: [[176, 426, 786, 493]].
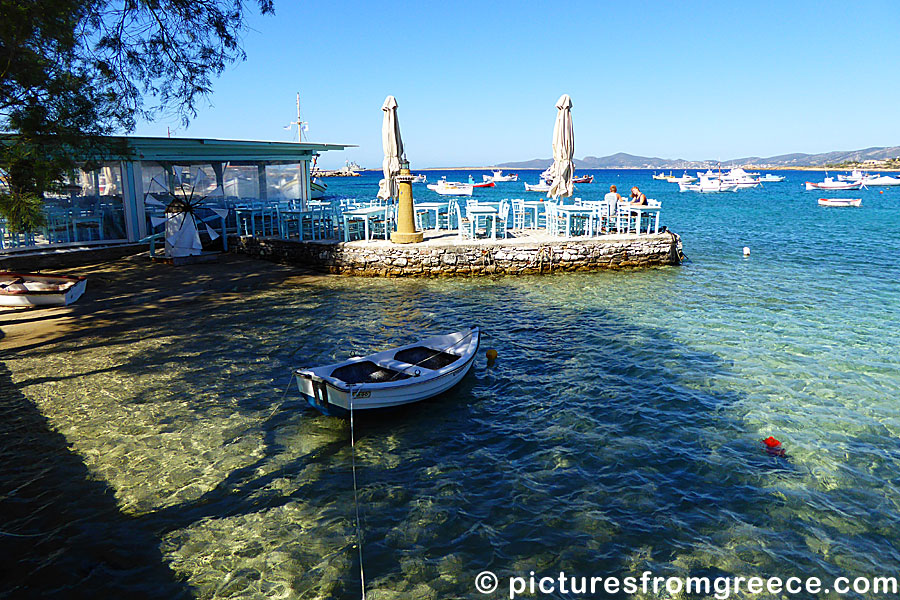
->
[[818, 198, 861, 207], [0, 272, 87, 307], [296, 327, 480, 416]]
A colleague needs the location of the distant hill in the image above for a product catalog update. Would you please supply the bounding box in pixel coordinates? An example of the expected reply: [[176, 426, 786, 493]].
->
[[498, 146, 900, 169]]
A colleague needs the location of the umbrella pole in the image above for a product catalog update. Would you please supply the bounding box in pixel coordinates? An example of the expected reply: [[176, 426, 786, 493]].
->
[[390, 163, 423, 244]]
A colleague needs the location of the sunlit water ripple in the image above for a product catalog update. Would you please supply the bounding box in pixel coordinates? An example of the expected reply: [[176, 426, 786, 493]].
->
[[3, 170, 900, 598]]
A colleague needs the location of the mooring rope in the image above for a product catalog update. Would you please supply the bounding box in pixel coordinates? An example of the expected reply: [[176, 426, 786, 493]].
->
[[349, 388, 367, 600]]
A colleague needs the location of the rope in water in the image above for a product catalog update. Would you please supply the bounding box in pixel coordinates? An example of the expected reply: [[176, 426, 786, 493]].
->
[[349, 389, 367, 600]]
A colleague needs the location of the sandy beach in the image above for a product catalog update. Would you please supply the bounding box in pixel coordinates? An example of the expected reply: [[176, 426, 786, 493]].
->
[[0, 254, 315, 353]]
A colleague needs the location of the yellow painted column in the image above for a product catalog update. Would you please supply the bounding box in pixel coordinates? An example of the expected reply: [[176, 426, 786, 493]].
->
[[390, 165, 423, 244]]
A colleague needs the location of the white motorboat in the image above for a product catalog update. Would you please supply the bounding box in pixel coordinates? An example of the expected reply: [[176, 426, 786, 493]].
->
[[411, 174, 427, 183], [524, 179, 552, 192], [0, 272, 87, 307], [483, 169, 518, 182], [837, 169, 871, 182], [805, 178, 864, 191], [818, 198, 861, 207], [679, 175, 738, 193], [296, 327, 480, 416], [668, 172, 698, 183], [427, 179, 474, 196], [721, 168, 761, 188], [652, 171, 673, 180], [759, 173, 786, 182], [859, 175, 900, 186]]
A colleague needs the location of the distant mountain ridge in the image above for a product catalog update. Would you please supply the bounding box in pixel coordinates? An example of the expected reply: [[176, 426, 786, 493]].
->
[[497, 146, 900, 169]]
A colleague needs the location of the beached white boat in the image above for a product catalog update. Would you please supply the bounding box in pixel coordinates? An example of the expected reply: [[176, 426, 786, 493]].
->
[[818, 198, 861, 207], [524, 178, 551, 192], [679, 175, 738, 193], [0, 272, 87, 307], [296, 327, 480, 416], [427, 179, 474, 196], [759, 173, 786, 182], [483, 169, 518, 182], [805, 178, 864, 191]]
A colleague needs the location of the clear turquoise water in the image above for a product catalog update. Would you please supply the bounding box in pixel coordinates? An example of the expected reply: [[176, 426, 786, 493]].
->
[[4, 169, 900, 598]]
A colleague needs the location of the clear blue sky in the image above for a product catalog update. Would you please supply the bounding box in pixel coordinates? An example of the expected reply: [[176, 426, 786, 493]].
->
[[134, 0, 900, 169]]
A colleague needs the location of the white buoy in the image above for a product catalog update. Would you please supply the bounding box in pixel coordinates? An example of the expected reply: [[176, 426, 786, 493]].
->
[[743, 246, 751, 256]]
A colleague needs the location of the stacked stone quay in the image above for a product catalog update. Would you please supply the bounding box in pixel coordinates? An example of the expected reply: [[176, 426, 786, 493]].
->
[[229, 230, 683, 277]]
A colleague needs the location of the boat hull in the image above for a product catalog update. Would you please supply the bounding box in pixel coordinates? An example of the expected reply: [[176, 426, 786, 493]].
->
[[0, 273, 87, 307], [805, 181, 862, 191], [818, 198, 861, 207], [296, 328, 480, 416]]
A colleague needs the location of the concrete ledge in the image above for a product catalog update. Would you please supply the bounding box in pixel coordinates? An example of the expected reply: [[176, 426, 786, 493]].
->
[[228, 231, 683, 277], [0, 243, 147, 272]]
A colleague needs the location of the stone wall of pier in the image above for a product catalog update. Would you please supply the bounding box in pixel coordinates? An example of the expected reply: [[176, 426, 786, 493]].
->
[[228, 233, 683, 277]]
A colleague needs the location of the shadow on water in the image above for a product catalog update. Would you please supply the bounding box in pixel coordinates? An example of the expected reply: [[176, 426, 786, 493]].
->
[[0, 362, 192, 599], [0, 265, 851, 598]]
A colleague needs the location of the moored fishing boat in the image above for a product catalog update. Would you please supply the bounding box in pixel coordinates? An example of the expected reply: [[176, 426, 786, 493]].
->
[[524, 178, 551, 192], [427, 179, 474, 196], [805, 178, 863, 191], [858, 175, 900, 186], [573, 174, 594, 184], [818, 198, 861, 207], [759, 173, 786, 182], [483, 169, 518, 182], [0, 272, 87, 307], [310, 178, 327, 199], [679, 175, 738, 193], [468, 175, 495, 188], [296, 327, 480, 416]]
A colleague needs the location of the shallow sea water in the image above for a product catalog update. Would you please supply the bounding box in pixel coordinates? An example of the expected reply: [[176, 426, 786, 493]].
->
[[4, 170, 900, 598]]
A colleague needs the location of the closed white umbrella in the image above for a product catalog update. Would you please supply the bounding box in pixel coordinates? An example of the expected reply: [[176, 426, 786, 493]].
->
[[377, 95, 405, 200], [547, 94, 575, 199]]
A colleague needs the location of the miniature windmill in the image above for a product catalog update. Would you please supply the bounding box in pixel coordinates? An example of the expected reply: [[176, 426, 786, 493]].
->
[[144, 167, 229, 258]]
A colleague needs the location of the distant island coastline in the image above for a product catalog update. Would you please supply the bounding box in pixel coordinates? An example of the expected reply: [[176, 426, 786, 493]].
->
[[355, 145, 900, 171]]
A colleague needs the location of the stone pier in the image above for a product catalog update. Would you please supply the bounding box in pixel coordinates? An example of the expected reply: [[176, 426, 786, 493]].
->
[[228, 230, 683, 277]]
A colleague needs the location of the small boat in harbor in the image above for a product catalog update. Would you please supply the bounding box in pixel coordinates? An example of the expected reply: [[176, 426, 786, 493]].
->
[[524, 179, 551, 192], [311, 178, 327, 199], [679, 175, 738, 193], [818, 198, 861, 207], [859, 175, 900, 186], [652, 171, 673, 180], [0, 272, 87, 307], [296, 327, 480, 416], [573, 174, 594, 184], [411, 174, 427, 183], [805, 178, 864, 191], [483, 169, 518, 182], [468, 175, 495, 188], [759, 173, 786, 182], [427, 179, 474, 196]]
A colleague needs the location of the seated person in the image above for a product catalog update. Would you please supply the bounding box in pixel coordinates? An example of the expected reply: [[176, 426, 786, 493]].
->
[[604, 185, 622, 206], [628, 186, 648, 205]]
